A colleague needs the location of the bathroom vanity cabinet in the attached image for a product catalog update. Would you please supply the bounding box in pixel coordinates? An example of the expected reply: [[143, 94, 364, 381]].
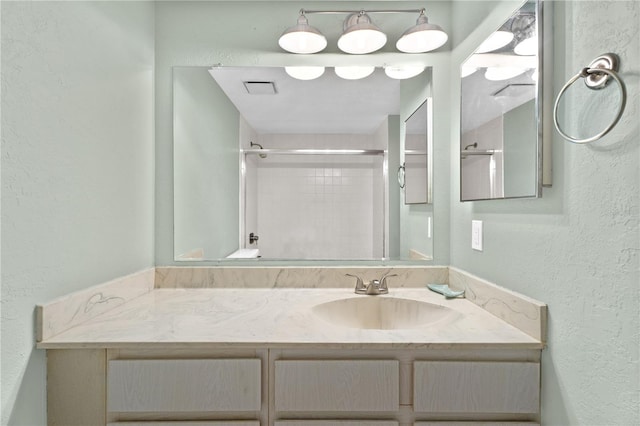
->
[[48, 347, 541, 426], [38, 270, 546, 426]]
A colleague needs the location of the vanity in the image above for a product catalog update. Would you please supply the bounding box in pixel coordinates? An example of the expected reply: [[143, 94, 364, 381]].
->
[[37, 267, 546, 426]]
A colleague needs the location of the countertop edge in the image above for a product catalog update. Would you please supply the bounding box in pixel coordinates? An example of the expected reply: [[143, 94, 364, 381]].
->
[[37, 341, 545, 350]]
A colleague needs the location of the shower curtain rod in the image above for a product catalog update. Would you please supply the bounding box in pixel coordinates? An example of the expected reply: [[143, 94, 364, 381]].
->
[[243, 148, 385, 156]]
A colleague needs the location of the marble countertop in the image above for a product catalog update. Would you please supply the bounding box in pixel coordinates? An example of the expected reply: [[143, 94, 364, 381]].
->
[[37, 288, 543, 349]]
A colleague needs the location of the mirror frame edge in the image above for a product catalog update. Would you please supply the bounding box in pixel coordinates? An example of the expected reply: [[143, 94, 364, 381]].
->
[[458, 0, 552, 203], [173, 66, 436, 265]]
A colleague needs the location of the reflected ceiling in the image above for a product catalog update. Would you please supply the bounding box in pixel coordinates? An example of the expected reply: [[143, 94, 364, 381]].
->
[[209, 67, 400, 134]]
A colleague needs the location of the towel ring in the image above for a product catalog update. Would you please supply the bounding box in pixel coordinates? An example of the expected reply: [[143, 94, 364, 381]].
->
[[397, 163, 405, 189], [553, 53, 626, 144]]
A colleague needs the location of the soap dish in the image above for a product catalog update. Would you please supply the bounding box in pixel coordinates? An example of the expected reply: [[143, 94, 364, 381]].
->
[[427, 284, 465, 299]]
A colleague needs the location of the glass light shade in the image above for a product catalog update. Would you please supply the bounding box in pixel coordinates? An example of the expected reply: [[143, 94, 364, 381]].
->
[[285, 66, 325, 80], [514, 36, 537, 55], [475, 30, 514, 53], [396, 14, 448, 53], [384, 66, 424, 80], [484, 66, 526, 81], [461, 65, 478, 78], [278, 15, 327, 54], [334, 66, 375, 80], [337, 13, 387, 54]]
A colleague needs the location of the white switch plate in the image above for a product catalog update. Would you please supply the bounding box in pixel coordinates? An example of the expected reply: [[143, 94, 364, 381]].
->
[[472, 220, 483, 251]]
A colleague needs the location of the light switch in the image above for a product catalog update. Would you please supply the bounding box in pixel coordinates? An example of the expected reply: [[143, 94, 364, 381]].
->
[[472, 220, 483, 251]]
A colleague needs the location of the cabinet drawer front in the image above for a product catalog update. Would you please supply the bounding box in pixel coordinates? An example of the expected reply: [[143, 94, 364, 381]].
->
[[276, 422, 398, 426], [107, 359, 261, 412], [414, 361, 539, 414], [414, 423, 539, 426], [275, 360, 399, 412], [108, 423, 260, 426]]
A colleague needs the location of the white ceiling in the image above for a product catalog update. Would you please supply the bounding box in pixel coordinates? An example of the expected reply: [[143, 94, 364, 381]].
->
[[209, 67, 401, 134]]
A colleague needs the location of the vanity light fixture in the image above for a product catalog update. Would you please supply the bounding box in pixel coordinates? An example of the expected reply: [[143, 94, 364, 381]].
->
[[338, 12, 387, 54], [278, 12, 328, 54], [334, 66, 375, 80], [284, 66, 325, 80], [278, 8, 448, 55], [384, 65, 425, 80], [395, 10, 448, 53]]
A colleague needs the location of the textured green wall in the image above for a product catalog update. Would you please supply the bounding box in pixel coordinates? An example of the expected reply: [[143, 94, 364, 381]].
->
[[450, 1, 640, 423], [1, 2, 155, 424], [173, 67, 240, 259]]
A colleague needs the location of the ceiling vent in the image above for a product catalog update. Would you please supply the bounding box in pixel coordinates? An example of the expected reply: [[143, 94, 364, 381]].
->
[[243, 81, 277, 95]]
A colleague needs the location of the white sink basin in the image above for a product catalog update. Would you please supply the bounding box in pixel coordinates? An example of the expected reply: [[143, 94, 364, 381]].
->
[[311, 296, 457, 330]]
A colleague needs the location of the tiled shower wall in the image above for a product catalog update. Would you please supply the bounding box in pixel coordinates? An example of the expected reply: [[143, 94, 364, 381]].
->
[[244, 132, 386, 259], [460, 115, 504, 200]]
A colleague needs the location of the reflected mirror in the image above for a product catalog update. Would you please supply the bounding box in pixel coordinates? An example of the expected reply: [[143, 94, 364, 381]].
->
[[174, 66, 433, 261], [402, 99, 432, 204], [460, 0, 542, 201]]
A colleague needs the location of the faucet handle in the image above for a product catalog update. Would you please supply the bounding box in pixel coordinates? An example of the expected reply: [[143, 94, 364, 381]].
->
[[379, 273, 398, 291], [346, 274, 366, 294]]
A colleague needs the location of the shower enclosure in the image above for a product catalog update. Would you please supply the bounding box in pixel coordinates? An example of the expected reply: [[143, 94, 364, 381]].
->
[[242, 146, 387, 260]]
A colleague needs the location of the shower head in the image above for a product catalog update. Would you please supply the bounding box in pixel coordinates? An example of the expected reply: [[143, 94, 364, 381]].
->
[[250, 141, 267, 159], [464, 142, 478, 150]]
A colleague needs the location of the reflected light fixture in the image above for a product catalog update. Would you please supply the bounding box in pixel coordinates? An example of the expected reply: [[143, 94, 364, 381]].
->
[[334, 66, 375, 80], [338, 12, 387, 54], [396, 10, 448, 53], [475, 30, 514, 53], [278, 8, 448, 55], [384, 66, 424, 80], [461, 65, 478, 78], [484, 66, 526, 81], [284, 66, 325, 80], [278, 12, 328, 54], [512, 12, 537, 56], [514, 36, 537, 55]]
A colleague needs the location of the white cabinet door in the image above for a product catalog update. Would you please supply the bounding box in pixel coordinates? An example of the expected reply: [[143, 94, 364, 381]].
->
[[276, 422, 398, 426], [414, 423, 539, 426], [108, 423, 260, 426], [107, 359, 261, 413], [413, 361, 539, 414], [274, 360, 399, 412]]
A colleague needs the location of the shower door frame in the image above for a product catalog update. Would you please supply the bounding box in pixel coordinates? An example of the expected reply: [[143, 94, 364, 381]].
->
[[240, 149, 388, 261]]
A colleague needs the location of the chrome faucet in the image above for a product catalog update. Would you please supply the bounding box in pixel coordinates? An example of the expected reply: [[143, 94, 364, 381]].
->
[[346, 273, 398, 295]]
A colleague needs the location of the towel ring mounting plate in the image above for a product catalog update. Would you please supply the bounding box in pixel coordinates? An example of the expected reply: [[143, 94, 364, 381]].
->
[[584, 53, 619, 89]]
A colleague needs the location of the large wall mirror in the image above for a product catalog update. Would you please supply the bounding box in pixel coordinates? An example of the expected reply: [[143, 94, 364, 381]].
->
[[173, 66, 433, 262], [460, 0, 543, 201]]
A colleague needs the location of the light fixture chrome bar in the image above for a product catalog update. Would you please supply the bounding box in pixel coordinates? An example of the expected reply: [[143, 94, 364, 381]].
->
[[243, 149, 385, 156], [301, 9, 424, 15]]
